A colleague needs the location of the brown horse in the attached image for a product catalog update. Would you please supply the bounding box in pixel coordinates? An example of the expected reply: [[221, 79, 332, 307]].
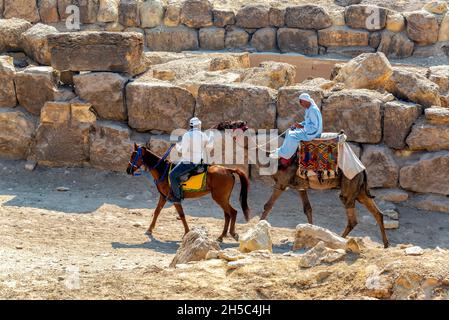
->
[[126, 143, 250, 241]]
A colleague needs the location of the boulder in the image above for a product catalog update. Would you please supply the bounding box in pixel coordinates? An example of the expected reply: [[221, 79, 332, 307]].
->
[[386, 12, 405, 32], [268, 7, 285, 27], [195, 83, 277, 129], [333, 52, 393, 89], [97, 0, 119, 22], [428, 66, 449, 94], [163, 1, 181, 27], [0, 18, 32, 52], [425, 107, 449, 124], [406, 118, 449, 151], [118, 0, 140, 27], [0, 108, 36, 160], [239, 61, 296, 90], [298, 241, 346, 268], [361, 145, 399, 188], [180, 0, 213, 28], [371, 188, 409, 203], [126, 81, 195, 132], [383, 101, 421, 149], [409, 194, 449, 214], [146, 26, 198, 52], [58, 0, 100, 24], [400, 151, 449, 195], [3, 0, 40, 23], [21, 24, 59, 66], [344, 5, 387, 31], [439, 13, 449, 42], [170, 226, 220, 267], [250, 27, 277, 52], [318, 26, 369, 47], [322, 90, 384, 143], [199, 27, 225, 50], [0, 56, 17, 108], [47, 31, 144, 76], [139, 0, 164, 28], [38, 0, 60, 23], [73, 72, 127, 121], [285, 5, 332, 30], [225, 27, 249, 48], [236, 5, 269, 28], [209, 53, 250, 70], [423, 1, 448, 14], [277, 28, 318, 55], [239, 220, 273, 253], [212, 8, 235, 27], [334, 0, 362, 6], [404, 11, 439, 46], [293, 224, 347, 250], [378, 31, 415, 59]]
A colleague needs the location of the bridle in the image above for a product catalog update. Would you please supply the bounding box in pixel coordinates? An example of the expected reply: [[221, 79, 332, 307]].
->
[[129, 145, 175, 185]]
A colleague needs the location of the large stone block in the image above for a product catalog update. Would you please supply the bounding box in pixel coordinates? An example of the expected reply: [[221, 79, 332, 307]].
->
[[250, 27, 277, 52], [425, 107, 449, 125], [139, 0, 164, 28], [386, 12, 405, 32], [180, 0, 213, 28], [277, 28, 318, 55], [126, 81, 195, 132], [58, 0, 100, 24], [195, 83, 277, 130], [378, 30, 414, 59], [163, 1, 181, 27], [318, 26, 369, 47], [322, 90, 383, 143], [0, 56, 16, 108], [406, 118, 449, 152], [439, 13, 449, 42], [428, 66, 449, 94], [199, 27, 225, 50], [21, 23, 59, 66], [344, 4, 387, 31], [400, 152, 449, 195], [3, 0, 40, 23], [404, 11, 439, 46], [145, 26, 198, 52], [38, 0, 60, 23], [235, 5, 269, 28], [97, 0, 119, 22], [212, 8, 235, 27], [118, 0, 140, 27], [383, 101, 421, 149], [361, 145, 399, 188], [47, 31, 144, 76], [268, 7, 285, 27], [285, 5, 332, 30], [225, 27, 248, 48], [73, 72, 127, 121], [0, 18, 32, 52], [239, 61, 296, 90]]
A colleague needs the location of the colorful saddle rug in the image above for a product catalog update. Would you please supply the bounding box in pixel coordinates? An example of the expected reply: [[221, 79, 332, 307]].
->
[[168, 164, 208, 193], [298, 137, 339, 176]]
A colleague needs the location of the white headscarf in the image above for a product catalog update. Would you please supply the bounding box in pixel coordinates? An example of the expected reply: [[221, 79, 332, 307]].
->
[[299, 93, 315, 105]]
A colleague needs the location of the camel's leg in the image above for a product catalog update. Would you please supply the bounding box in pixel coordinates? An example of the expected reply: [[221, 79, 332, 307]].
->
[[173, 203, 190, 235], [260, 187, 285, 220], [298, 189, 313, 224], [341, 207, 358, 238], [146, 194, 167, 235], [357, 192, 389, 248]]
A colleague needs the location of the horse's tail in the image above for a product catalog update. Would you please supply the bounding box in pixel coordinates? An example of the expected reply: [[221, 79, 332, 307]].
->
[[227, 168, 251, 222]]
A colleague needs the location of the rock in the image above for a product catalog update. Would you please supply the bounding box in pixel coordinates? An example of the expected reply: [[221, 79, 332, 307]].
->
[[148, 134, 171, 156], [3, 0, 40, 23], [56, 186, 70, 192], [178, 70, 241, 97], [428, 66, 449, 94], [126, 81, 195, 132], [404, 11, 439, 46], [73, 72, 127, 121], [105, 22, 125, 31], [285, 5, 332, 30], [334, 52, 392, 90], [97, 0, 119, 23], [406, 119, 449, 152], [405, 246, 424, 256], [0, 56, 16, 108], [250, 27, 277, 52], [277, 28, 318, 55], [386, 12, 405, 32], [334, 0, 361, 6], [372, 189, 409, 203], [218, 248, 245, 261], [322, 90, 384, 143], [383, 101, 421, 149], [195, 83, 277, 130], [409, 194, 449, 214], [180, 0, 212, 28], [384, 69, 441, 108], [318, 26, 369, 47], [227, 260, 249, 269], [345, 5, 387, 30], [38, 0, 60, 23], [239, 61, 296, 90], [425, 107, 449, 124], [239, 220, 273, 253], [163, 1, 181, 27], [329, 9, 345, 26], [212, 8, 235, 27], [382, 209, 399, 220], [400, 151, 449, 195], [24, 160, 37, 171], [170, 227, 220, 267], [118, 0, 140, 27], [423, 1, 448, 14], [383, 219, 399, 229], [365, 266, 393, 299], [21, 24, 59, 66], [378, 31, 414, 59], [369, 32, 381, 49], [361, 145, 399, 188], [0, 18, 32, 52], [199, 27, 225, 50], [146, 26, 198, 52], [293, 224, 347, 250], [439, 13, 449, 42], [139, 0, 164, 28], [209, 53, 250, 70], [225, 27, 249, 48], [326, 46, 375, 58], [268, 7, 285, 27], [236, 5, 269, 28], [58, 0, 100, 24], [205, 250, 219, 260], [0, 108, 36, 160], [48, 31, 144, 76], [298, 241, 346, 268]]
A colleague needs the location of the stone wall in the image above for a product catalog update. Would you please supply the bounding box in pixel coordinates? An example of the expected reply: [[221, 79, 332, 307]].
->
[[0, 0, 449, 59]]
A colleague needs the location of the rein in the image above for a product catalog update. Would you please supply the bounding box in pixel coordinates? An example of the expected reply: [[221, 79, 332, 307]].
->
[[131, 144, 175, 186]]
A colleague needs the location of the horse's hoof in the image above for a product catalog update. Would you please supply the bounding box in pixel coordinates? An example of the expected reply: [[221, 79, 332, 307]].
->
[[145, 230, 152, 236], [384, 242, 390, 249], [231, 233, 239, 241], [216, 237, 223, 243]]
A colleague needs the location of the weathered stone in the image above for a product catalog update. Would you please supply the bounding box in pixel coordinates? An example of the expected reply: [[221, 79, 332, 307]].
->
[[236, 5, 269, 29], [3, 0, 40, 23], [196, 83, 277, 129], [170, 226, 220, 267], [268, 7, 285, 27], [383, 209, 399, 220], [21, 24, 59, 66], [439, 13, 449, 42], [405, 246, 424, 256], [240, 61, 295, 90], [38, 0, 60, 23], [318, 26, 369, 47], [369, 31, 381, 49], [97, 0, 119, 22], [48, 31, 144, 76], [250, 27, 277, 52], [298, 241, 346, 268], [326, 46, 375, 57], [365, 266, 393, 299], [383, 101, 421, 149], [372, 188, 409, 203], [139, 0, 164, 28], [178, 70, 241, 97], [163, 1, 181, 27], [58, 0, 100, 24], [404, 11, 439, 46], [126, 81, 195, 132], [209, 53, 250, 70], [334, 0, 361, 6], [212, 8, 235, 27], [0, 0, 3, 18], [239, 220, 272, 253], [199, 27, 225, 50], [322, 90, 383, 143], [285, 5, 332, 30], [423, 1, 448, 14], [428, 66, 449, 94], [329, 9, 346, 26], [225, 27, 248, 48], [361, 145, 399, 188], [0, 108, 36, 160], [0, 18, 32, 52], [334, 52, 393, 90], [378, 31, 414, 59], [277, 28, 318, 55], [400, 151, 449, 195], [146, 26, 198, 52], [406, 119, 449, 151], [386, 12, 405, 32], [180, 0, 212, 28], [118, 0, 140, 27], [218, 248, 245, 261], [345, 4, 387, 31], [293, 224, 347, 250], [409, 194, 449, 214], [425, 107, 449, 124], [384, 219, 399, 229], [0, 56, 16, 108]]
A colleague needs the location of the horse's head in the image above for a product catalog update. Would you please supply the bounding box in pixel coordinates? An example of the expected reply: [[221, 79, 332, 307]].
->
[[126, 143, 146, 176]]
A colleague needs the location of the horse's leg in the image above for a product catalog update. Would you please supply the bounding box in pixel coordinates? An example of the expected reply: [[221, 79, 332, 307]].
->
[[146, 194, 167, 235], [357, 192, 389, 248], [298, 189, 313, 224], [217, 213, 230, 243], [228, 206, 239, 241], [173, 203, 190, 235], [211, 189, 235, 242], [260, 187, 284, 220]]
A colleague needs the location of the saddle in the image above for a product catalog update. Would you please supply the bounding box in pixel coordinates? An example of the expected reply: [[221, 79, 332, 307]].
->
[[169, 164, 208, 193]]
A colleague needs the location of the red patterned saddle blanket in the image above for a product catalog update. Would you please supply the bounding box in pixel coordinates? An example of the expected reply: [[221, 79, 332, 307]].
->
[[298, 137, 339, 174]]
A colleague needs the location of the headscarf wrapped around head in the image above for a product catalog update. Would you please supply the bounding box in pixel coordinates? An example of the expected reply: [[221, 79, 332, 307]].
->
[[298, 93, 314, 105]]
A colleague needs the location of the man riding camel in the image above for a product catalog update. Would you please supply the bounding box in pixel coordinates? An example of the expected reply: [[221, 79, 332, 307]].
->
[[270, 93, 323, 160], [169, 117, 214, 203]]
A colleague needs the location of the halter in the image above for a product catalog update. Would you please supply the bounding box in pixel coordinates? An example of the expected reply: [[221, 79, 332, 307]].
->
[[129, 145, 175, 185]]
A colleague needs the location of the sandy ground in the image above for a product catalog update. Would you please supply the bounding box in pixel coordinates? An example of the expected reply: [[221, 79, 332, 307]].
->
[[0, 159, 448, 299]]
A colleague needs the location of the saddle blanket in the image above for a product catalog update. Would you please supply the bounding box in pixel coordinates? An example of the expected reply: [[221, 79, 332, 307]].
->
[[298, 137, 339, 173], [168, 165, 208, 193]]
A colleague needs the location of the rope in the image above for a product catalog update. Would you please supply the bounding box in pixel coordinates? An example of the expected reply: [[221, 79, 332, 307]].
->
[[235, 128, 290, 153]]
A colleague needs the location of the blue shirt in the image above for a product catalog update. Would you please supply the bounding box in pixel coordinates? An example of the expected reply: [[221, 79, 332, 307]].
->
[[300, 104, 323, 139]]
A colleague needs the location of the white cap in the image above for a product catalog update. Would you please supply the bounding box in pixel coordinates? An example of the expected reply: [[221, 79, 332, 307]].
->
[[189, 117, 201, 127], [299, 93, 314, 104]]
